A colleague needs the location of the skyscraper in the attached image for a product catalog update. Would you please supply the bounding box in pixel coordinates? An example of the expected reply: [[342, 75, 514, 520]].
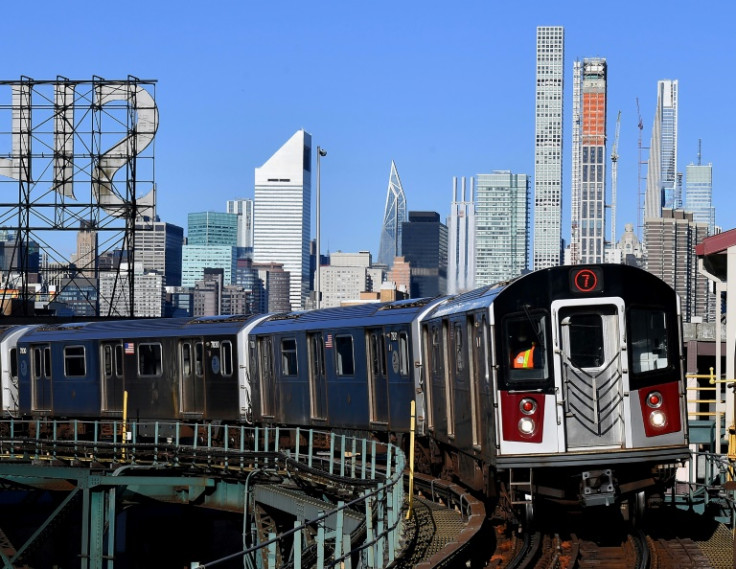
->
[[645, 80, 679, 221], [253, 129, 312, 311], [572, 58, 607, 264], [226, 198, 255, 250], [475, 171, 530, 286], [533, 26, 564, 269], [685, 160, 714, 235], [447, 177, 476, 294], [134, 218, 184, 286], [377, 160, 407, 268], [187, 212, 238, 246], [401, 211, 447, 298], [182, 211, 238, 287]]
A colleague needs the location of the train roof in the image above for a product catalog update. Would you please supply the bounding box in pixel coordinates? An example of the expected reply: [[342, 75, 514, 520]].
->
[[16, 314, 265, 343], [252, 296, 447, 334]]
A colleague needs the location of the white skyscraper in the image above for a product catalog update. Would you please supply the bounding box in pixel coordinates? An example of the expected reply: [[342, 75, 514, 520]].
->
[[254, 129, 312, 311], [447, 176, 476, 294], [645, 80, 679, 220], [533, 26, 565, 269], [226, 198, 255, 249]]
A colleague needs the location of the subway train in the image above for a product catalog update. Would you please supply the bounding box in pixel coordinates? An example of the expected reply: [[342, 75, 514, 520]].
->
[[0, 264, 691, 519]]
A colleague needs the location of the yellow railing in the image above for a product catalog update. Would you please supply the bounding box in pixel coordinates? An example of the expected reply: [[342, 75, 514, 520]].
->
[[686, 367, 736, 460]]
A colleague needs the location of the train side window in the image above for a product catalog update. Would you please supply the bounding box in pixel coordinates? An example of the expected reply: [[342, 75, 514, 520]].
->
[[335, 335, 355, 376], [115, 345, 123, 376], [399, 332, 410, 376], [195, 342, 204, 377], [431, 327, 441, 375], [281, 338, 298, 376], [64, 346, 86, 377], [44, 347, 51, 378], [182, 343, 192, 376], [138, 343, 163, 377], [104, 345, 113, 377], [506, 313, 548, 382], [630, 308, 669, 374], [221, 341, 233, 376], [33, 347, 42, 379], [10, 348, 17, 380], [454, 323, 464, 373]]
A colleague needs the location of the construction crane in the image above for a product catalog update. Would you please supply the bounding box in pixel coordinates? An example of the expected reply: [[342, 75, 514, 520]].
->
[[636, 98, 645, 237], [610, 110, 621, 246]]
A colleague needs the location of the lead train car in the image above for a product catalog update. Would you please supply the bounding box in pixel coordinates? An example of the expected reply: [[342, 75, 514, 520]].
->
[[16, 315, 267, 425], [421, 264, 690, 510]]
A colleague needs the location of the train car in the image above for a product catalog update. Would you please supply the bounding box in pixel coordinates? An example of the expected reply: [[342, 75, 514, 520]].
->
[[0, 324, 38, 417], [247, 298, 446, 434], [16, 315, 268, 426], [419, 264, 690, 516]]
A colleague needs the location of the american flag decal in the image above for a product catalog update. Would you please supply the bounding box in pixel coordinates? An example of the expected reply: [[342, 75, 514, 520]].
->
[[125, 342, 135, 355], [325, 334, 333, 348]]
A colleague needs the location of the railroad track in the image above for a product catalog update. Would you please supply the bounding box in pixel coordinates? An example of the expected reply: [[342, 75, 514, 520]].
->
[[488, 505, 732, 569]]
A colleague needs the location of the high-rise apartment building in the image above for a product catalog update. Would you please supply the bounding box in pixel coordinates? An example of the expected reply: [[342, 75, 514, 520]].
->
[[226, 198, 255, 250], [254, 129, 312, 311], [645, 209, 713, 322], [533, 26, 564, 269], [572, 58, 607, 264], [475, 171, 530, 286], [401, 211, 447, 298], [645, 80, 679, 221], [134, 218, 183, 286], [447, 177, 476, 294], [377, 161, 407, 268], [685, 160, 715, 235]]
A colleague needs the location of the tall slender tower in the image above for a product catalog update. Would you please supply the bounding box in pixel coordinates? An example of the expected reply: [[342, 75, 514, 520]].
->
[[447, 176, 476, 294], [254, 129, 312, 311], [377, 160, 407, 268], [645, 80, 679, 219], [533, 26, 565, 269], [573, 58, 607, 264]]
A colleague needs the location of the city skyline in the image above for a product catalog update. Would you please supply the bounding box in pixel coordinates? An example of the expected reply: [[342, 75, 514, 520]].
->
[[1, 1, 733, 262]]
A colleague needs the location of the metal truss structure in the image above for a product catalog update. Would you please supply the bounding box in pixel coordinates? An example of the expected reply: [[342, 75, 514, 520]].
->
[[0, 76, 157, 317]]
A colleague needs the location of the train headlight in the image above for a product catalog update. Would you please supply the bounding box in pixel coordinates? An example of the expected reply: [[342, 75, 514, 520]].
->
[[518, 416, 536, 436], [649, 410, 667, 429], [646, 391, 663, 408], [519, 398, 537, 415]]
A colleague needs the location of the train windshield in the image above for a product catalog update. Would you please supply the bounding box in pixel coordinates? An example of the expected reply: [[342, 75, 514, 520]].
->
[[629, 308, 670, 374], [505, 312, 549, 383]]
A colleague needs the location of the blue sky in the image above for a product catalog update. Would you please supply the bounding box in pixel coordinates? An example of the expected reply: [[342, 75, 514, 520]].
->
[[2, 0, 734, 260]]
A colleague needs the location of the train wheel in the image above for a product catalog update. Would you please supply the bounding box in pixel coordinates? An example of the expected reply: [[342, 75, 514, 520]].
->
[[622, 491, 646, 525]]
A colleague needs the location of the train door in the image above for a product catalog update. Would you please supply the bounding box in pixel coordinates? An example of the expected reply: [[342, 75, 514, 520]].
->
[[367, 328, 389, 424], [31, 345, 52, 413], [552, 299, 627, 450], [257, 337, 276, 418], [307, 332, 327, 420], [101, 342, 124, 413], [469, 313, 489, 449], [180, 340, 205, 415], [421, 324, 438, 430]]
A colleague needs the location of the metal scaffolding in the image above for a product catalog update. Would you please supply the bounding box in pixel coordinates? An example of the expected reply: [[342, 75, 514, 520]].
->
[[0, 76, 158, 317]]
